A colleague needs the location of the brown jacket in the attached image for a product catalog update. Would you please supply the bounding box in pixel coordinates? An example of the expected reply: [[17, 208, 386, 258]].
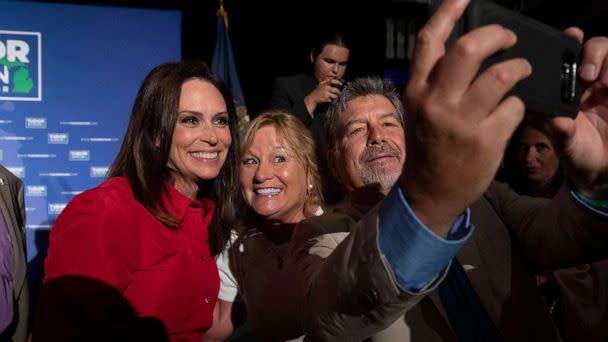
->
[[230, 227, 307, 341], [289, 182, 608, 341], [0, 165, 28, 342]]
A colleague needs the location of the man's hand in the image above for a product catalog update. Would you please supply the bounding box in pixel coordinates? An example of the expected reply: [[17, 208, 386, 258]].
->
[[400, 0, 531, 236], [552, 29, 608, 199], [304, 78, 343, 115]]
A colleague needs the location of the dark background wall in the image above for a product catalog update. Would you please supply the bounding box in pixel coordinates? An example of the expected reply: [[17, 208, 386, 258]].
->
[[32, 0, 608, 117]]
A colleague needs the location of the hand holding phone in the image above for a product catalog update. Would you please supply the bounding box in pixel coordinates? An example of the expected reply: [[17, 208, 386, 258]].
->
[[442, 0, 582, 118]]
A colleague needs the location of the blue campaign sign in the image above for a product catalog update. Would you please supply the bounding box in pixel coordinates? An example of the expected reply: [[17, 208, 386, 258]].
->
[[0, 30, 41, 101], [0, 1, 181, 296]]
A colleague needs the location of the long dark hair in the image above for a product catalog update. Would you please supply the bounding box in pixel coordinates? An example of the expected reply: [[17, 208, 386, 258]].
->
[[108, 60, 240, 255]]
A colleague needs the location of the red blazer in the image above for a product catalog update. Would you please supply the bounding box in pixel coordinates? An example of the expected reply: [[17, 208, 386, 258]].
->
[[39, 177, 219, 342]]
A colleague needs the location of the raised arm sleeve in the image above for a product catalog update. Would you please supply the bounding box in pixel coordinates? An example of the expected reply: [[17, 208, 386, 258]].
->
[[289, 186, 473, 340]]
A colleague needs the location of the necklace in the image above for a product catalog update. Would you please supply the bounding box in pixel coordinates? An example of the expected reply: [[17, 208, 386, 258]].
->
[[264, 238, 287, 270], [258, 222, 297, 270], [276, 254, 284, 269]]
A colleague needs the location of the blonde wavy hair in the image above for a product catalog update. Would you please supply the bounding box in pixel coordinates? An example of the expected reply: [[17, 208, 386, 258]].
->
[[240, 110, 323, 217]]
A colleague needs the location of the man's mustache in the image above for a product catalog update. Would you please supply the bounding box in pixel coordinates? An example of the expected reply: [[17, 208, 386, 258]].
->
[[359, 144, 401, 163]]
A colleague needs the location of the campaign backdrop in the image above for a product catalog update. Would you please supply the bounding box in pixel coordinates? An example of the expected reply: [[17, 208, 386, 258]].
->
[[0, 1, 181, 300]]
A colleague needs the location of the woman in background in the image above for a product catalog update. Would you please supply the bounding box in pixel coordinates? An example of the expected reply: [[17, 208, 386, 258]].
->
[[34, 60, 241, 342], [505, 115, 563, 198], [505, 115, 608, 342]]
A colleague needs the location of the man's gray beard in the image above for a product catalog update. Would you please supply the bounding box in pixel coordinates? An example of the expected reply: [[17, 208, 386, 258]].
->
[[358, 144, 402, 193], [360, 162, 400, 194]]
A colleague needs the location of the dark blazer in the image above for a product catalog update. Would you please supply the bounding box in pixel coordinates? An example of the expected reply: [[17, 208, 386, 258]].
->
[[289, 181, 608, 341], [0, 165, 28, 342], [268, 74, 329, 154], [552, 261, 608, 341], [269, 74, 320, 127], [268, 74, 344, 204]]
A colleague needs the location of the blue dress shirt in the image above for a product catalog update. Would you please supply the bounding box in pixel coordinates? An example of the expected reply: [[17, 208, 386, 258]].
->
[[378, 186, 474, 291]]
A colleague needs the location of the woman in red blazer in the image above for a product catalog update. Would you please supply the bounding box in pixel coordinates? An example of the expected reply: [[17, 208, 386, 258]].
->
[[33, 60, 241, 342]]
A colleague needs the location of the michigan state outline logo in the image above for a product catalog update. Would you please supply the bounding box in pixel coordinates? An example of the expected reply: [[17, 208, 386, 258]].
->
[[0, 30, 42, 101]]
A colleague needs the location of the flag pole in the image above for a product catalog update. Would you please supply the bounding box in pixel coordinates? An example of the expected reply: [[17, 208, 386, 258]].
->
[[217, 0, 228, 29], [211, 0, 250, 134]]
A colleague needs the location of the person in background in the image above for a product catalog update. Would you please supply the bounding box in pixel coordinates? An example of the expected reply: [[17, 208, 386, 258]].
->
[[503, 115, 564, 197], [33, 60, 241, 342], [268, 31, 350, 134], [505, 116, 608, 342], [207, 110, 324, 342], [0, 165, 28, 342], [268, 31, 351, 205]]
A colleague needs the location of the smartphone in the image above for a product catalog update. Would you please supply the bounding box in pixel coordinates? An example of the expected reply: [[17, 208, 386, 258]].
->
[[330, 77, 349, 91], [438, 0, 582, 118]]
